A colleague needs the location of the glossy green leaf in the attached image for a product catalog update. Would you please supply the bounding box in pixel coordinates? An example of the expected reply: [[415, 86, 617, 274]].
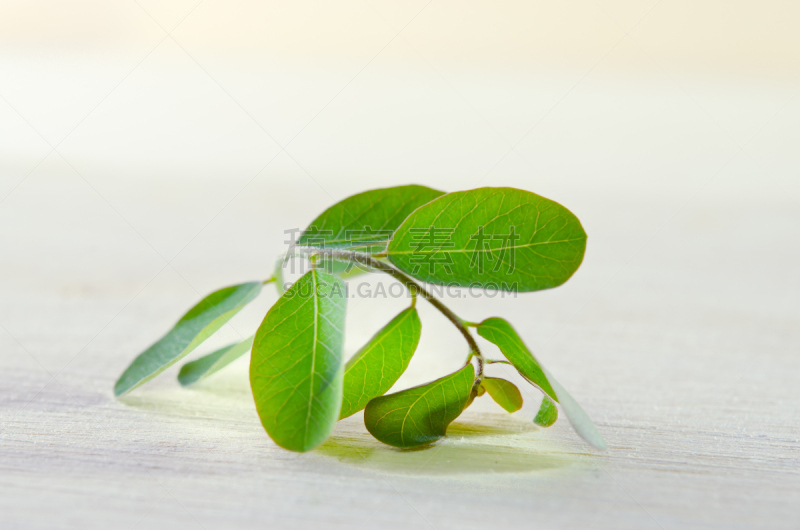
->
[[334, 261, 371, 279], [387, 187, 586, 292], [114, 282, 262, 397], [250, 269, 346, 452], [477, 317, 605, 449], [177, 336, 254, 386], [298, 185, 444, 253], [463, 388, 478, 410], [340, 308, 421, 419], [364, 364, 474, 448], [315, 257, 370, 278], [481, 377, 523, 413], [533, 396, 558, 427], [476, 317, 556, 400]]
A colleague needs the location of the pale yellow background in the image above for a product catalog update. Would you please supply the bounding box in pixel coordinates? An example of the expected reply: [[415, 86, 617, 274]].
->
[[1, 1, 799, 529]]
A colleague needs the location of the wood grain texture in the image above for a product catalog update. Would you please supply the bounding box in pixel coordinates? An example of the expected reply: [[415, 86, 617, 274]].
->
[[3, 183, 798, 529]]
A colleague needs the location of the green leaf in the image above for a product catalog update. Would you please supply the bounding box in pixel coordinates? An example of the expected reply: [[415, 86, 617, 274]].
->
[[335, 261, 371, 279], [340, 308, 421, 419], [463, 388, 478, 410], [298, 185, 444, 253], [250, 269, 346, 452], [481, 377, 523, 413], [315, 257, 370, 278], [386, 187, 586, 292], [364, 364, 474, 448], [533, 396, 558, 427], [114, 282, 262, 397], [476, 317, 556, 400], [177, 336, 254, 386], [543, 366, 606, 449], [272, 257, 286, 295], [477, 317, 605, 449]]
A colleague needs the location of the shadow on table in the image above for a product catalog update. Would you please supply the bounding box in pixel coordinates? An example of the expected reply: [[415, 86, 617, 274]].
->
[[117, 379, 592, 477], [116, 369, 253, 418], [317, 419, 586, 476]]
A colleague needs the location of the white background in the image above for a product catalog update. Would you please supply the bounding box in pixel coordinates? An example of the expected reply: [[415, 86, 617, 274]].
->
[[1, 1, 799, 528]]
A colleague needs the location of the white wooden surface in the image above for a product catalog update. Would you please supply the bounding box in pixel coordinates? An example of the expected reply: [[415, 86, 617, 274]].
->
[[2, 2, 800, 528]]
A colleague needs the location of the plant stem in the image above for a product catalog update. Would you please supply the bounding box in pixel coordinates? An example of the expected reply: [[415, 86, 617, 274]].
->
[[301, 248, 485, 377]]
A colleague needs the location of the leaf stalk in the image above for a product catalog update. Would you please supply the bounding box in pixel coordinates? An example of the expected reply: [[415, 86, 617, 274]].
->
[[300, 248, 485, 377]]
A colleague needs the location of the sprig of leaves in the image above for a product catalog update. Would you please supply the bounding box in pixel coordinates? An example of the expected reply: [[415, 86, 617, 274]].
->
[[114, 185, 605, 453], [476, 317, 605, 449]]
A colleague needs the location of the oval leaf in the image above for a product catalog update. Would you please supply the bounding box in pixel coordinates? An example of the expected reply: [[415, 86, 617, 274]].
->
[[364, 364, 474, 448], [533, 396, 558, 427], [476, 317, 556, 400], [481, 377, 523, 413], [340, 308, 421, 419], [387, 187, 586, 292], [250, 269, 346, 452], [298, 185, 444, 253], [114, 282, 262, 397], [178, 335, 254, 386], [477, 317, 605, 449]]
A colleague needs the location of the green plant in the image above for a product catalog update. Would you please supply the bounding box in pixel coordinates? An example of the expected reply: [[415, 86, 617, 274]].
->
[[114, 185, 605, 452]]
